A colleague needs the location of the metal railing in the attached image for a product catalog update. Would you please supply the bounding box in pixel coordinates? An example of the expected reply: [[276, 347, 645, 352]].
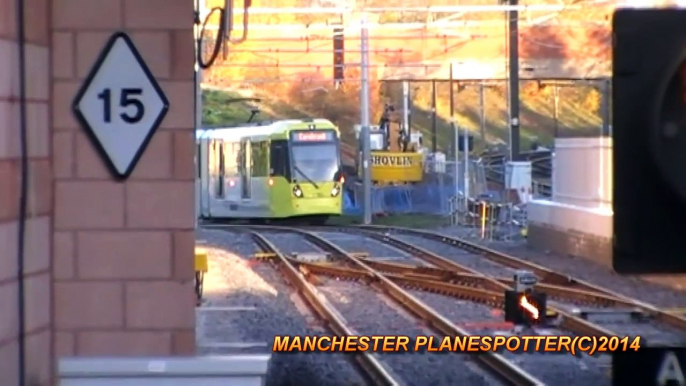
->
[[447, 193, 528, 240], [480, 149, 553, 198]]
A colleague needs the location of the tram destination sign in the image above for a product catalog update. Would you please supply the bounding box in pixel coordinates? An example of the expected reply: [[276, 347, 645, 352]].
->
[[290, 130, 335, 142]]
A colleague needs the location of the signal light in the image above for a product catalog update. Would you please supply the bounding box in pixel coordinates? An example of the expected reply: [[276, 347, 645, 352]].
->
[[504, 290, 547, 326], [612, 9, 686, 273], [229, 180, 235, 187], [268, 178, 274, 186], [519, 295, 540, 320], [331, 183, 341, 197]]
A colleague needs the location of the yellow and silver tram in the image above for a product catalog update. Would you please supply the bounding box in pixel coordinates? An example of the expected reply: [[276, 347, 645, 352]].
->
[[196, 119, 343, 223]]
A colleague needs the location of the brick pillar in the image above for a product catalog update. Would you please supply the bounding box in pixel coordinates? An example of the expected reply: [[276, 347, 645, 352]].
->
[[51, 0, 196, 368]]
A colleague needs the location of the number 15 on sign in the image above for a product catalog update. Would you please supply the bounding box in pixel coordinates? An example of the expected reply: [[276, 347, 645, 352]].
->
[[72, 32, 169, 180], [97, 88, 146, 124]]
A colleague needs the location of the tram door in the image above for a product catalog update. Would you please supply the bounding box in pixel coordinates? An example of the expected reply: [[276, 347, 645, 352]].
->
[[240, 139, 251, 199], [208, 140, 225, 200], [197, 139, 211, 218]]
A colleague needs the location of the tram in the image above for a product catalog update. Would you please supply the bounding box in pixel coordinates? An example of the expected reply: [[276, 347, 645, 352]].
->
[[196, 119, 343, 223]]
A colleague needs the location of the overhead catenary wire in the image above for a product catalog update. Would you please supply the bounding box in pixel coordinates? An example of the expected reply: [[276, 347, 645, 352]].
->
[[199, 18, 608, 32], [198, 7, 226, 69], [235, 4, 592, 14], [196, 0, 252, 69]]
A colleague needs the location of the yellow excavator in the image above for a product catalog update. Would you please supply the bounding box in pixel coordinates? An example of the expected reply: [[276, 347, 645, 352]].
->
[[355, 103, 425, 184]]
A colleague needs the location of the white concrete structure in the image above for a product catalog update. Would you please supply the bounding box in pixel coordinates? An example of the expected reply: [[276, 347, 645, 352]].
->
[[527, 137, 613, 265]]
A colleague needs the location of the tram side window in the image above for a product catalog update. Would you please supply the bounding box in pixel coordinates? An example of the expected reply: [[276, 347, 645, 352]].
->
[[270, 140, 291, 179], [217, 142, 225, 197], [251, 141, 268, 177]]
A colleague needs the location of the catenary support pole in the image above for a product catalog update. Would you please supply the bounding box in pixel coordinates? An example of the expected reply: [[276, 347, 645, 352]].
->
[[360, 14, 372, 225], [431, 79, 437, 153], [508, 0, 521, 160]]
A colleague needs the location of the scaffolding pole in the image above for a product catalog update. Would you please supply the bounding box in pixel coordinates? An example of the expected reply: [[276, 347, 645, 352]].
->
[[450, 63, 459, 201], [402, 81, 410, 137]]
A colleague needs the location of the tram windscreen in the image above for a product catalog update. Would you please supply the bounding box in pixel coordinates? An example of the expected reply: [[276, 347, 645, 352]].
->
[[290, 142, 340, 183]]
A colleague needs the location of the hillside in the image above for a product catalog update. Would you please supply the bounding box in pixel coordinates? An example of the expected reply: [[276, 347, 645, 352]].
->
[[200, 0, 613, 161], [202, 82, 603, 165]]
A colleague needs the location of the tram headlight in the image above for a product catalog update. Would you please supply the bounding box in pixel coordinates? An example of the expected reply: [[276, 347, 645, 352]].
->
[[292, 185, 303, 198], [331, 183, 341, 197]]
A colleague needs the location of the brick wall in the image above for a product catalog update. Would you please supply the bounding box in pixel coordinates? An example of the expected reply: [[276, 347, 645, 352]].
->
[[51, 0, 196, 365], [0, 0, 53, 383], [3, 0, 197, 383]]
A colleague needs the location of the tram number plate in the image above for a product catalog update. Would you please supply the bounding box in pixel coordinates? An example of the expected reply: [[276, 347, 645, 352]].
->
[[613, 347, 686, 385]]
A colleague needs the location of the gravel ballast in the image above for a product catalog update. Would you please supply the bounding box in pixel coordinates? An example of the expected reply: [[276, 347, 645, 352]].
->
[[435, 226, 686, 308], [197, 224, 686, 386], [312, 229, 611, 385], [197, 228, 366, 386], [411, 290, 611, 386], [318, 278, 506, 385]]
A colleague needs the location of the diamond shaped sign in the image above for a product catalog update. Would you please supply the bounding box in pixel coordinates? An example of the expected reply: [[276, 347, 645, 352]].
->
[[72, 32, 169, 180]]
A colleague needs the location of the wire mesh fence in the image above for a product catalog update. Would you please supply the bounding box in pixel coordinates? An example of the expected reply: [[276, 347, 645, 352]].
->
[[341, 157, 534, 239], [379, 79, 610, 155]]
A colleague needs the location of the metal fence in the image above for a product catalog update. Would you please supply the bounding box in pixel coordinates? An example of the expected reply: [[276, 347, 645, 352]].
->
[[343, 160, 489, 216], [342, 157, 534, 238], [380, 78, 611, 155], [481, 149, 553, 197]]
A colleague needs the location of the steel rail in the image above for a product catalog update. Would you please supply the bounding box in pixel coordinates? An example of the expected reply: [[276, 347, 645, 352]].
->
[[273, 227, 546, 386], [217, 224, 544, 385], [352, 225, 686, 333], [313, 257, 633, 308], [249, 231, 399, 386], [288, 255, 632, 314], [284, 258, 507, 307], [323, 226, 616, 337]]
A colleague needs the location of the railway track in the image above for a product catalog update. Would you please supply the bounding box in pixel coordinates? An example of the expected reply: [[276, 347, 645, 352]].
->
[[206, 224, 544, 386], [314, 225, 686, 345], [203, 223, 686, 385], [249, 231, 396, 385]]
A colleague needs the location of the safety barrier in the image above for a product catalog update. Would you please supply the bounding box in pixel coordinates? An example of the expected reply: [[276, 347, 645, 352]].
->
[[343, 160, 490, 216], [345, 181, 456, 216], [448, 194, 528, 239]]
